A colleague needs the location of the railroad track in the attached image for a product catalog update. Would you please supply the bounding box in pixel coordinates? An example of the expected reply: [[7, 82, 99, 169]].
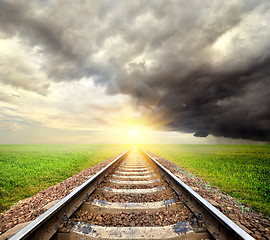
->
[[9, 146, 254, 240]]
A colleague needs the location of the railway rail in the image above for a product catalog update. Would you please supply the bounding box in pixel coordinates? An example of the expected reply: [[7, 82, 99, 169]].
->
[[8, 146, 255, 240]]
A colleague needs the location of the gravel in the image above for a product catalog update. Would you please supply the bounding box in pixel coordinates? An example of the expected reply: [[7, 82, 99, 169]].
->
[[146, 151, 270, 240], [90, 192, 177, 203], [73, 208, 195, 227]]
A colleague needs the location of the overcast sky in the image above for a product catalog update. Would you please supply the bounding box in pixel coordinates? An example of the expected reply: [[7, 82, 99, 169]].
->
[[0, 0, 269, 144]]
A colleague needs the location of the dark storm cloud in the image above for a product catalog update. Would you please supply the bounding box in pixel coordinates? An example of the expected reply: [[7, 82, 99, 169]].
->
[[156, 58, 270, 141], [0, 0, 269, 141]]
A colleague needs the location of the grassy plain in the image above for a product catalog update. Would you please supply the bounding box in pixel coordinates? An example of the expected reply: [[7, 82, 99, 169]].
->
[[142, 144, 270, 216], [0, 144, 130, 212]]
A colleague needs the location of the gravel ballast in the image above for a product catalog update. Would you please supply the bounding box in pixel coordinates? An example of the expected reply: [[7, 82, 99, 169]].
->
[[91, 192, 177, 203], [73, 208, 194, 227]]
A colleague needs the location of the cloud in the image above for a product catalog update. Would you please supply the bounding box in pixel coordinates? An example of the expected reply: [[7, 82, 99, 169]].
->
[[0, 121, 23, 131], [0, 79, 131, 134], [0, 92, 17, 104], [0, 38, 50, 95], [0, 0, 269, 141]]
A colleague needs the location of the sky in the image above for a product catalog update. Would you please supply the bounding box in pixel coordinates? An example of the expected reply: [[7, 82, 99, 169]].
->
[[0, 0, 269, 144]]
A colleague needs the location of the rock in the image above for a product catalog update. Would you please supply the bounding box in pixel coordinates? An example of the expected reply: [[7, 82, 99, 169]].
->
[[236, 221, 253, 235], [0, 221, 32, 240], [42, 200, 59, 211], [207, 199, 219, 207]]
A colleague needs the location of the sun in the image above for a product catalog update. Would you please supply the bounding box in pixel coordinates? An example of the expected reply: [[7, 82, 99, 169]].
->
[[130, 130, 137, 138]]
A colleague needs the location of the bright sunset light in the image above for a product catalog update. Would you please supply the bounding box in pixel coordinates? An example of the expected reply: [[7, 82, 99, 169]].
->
[[130, 130, 137, 138], [125, 125, 154, 143]]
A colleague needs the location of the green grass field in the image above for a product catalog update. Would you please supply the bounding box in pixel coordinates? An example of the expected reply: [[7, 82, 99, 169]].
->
[[0, 144, 130, 212], [141, 144, 270, 216]]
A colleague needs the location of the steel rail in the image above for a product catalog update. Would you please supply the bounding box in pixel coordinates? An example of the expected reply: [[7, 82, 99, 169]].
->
[[9, 147, 132, 240], [140, 147, 255, 240]]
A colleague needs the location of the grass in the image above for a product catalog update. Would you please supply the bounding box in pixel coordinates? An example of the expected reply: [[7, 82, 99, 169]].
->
[[141, 144, 270, 216], [0, 144, 130, 212]]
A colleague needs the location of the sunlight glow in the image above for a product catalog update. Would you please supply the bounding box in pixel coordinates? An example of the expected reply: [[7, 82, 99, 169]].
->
[[105, 124, 158, 144], [130, 130, 137, 137], [90, 85, 173, 144], [125, 125, 151, 143]]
